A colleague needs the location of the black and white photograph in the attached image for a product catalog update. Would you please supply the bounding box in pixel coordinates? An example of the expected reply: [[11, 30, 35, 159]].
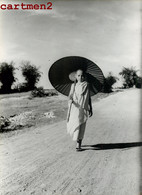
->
[[0, 0, 142, 194]]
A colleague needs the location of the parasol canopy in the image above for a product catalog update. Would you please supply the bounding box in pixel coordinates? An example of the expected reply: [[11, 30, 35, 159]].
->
[[48, 56, 104, 96]]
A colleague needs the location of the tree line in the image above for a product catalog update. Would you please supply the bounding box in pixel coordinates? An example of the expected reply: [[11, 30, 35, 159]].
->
[[0, 61, 41, 93], [104, 67, 142, 93], [0, 61, 141, 94]]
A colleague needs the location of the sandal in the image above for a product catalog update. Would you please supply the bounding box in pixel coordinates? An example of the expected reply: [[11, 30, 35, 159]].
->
[[76, 139, 82, 151], [76, 147, 82, 151]]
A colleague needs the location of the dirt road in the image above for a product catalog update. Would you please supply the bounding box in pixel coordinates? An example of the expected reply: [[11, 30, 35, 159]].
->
[[0, 89, 141, 195]]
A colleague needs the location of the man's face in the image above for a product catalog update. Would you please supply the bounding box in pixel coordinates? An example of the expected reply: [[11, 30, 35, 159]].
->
[[76, 70, 85, 82]]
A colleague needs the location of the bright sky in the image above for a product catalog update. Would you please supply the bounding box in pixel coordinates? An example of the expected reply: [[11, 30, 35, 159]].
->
[[0, 0, 141, 88]]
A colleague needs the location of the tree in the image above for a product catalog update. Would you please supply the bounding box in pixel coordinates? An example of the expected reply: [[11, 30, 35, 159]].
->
[[21, 61, 41, 91], [135, 76, 142, 88], [103, 72, 118, 93], [119, 67, 138, 88], [0, 62, 16, 93]]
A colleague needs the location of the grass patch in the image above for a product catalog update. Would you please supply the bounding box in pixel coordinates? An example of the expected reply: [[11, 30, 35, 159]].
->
[[0, 91, 119, 133]]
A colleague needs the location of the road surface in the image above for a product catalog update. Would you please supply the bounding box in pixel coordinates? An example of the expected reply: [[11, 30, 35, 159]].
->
[[0, 89, 141, 195]]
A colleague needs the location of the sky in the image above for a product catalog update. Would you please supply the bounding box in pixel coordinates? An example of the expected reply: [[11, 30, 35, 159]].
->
[[0, 0, 141, 88]]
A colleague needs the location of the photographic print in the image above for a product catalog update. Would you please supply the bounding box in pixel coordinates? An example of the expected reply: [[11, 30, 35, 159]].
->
[[0, 0, 141, 194]]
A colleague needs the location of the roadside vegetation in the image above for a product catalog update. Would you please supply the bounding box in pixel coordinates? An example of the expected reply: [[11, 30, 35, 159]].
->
[[103, 72, 118, 93], [119, 66, 142, 89], [0, 61, 141, 133], [0, 61, 141, 95]]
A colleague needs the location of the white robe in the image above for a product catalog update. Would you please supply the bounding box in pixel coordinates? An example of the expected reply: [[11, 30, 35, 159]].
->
[[67, 81, 90, 141]]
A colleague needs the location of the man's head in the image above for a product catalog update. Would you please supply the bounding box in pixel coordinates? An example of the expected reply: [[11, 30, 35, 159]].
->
[[76, 69, 85, 82]]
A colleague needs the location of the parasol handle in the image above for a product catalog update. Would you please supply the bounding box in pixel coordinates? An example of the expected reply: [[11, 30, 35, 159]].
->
[[67, 100, 73, 122]]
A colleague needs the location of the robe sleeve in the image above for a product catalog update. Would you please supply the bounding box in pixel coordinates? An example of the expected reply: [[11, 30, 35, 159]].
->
[[68, 83, 75, 98], [81, 82, 89, 95]]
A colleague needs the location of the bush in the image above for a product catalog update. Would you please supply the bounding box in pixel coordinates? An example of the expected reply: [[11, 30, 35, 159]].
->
[[31, 87, 46, 97], [45, 89, 58, 96], [30, 87, 58, 98], [135, 77, 142, 88], [0, 116, 11, 132], [103, 72, 118, 93], [119, 67, 138, 88]]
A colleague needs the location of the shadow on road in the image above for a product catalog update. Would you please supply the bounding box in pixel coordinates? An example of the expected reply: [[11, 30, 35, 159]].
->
[[82, 142, 142, 150]]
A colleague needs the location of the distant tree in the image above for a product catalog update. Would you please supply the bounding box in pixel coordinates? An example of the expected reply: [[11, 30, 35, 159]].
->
[[0, 62, 16, 93], [135, 76, 142, 88], [119, 67, 138, 88], [21, 61, 41, 91], [103, 72, 118, 93]]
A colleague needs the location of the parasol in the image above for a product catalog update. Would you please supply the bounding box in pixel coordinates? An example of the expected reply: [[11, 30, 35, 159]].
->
[[48, 56, 104, 96]]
